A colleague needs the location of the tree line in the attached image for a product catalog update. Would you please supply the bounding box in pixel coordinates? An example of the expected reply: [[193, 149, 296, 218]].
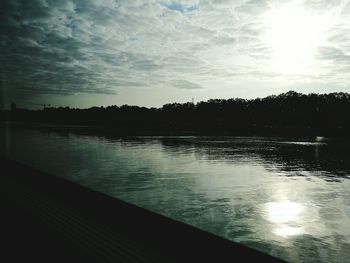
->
[[2, 91, 350, 136]]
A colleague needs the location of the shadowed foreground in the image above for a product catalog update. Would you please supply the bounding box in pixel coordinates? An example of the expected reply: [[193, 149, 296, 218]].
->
[[0, 157, 284, 262]]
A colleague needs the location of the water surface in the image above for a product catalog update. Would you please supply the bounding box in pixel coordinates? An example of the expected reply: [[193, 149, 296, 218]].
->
[[1, 127, 350, 263]]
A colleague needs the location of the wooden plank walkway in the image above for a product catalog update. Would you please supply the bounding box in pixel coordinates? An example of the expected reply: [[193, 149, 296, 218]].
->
[[0, 157, 285, 262]]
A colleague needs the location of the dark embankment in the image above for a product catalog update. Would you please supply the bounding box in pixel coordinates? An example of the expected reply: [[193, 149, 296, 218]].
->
[[2, 91, 350, 137], [0, 157, 285, 262]]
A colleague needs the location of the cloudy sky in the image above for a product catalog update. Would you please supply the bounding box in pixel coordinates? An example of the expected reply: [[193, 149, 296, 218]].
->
[[1, 0, 350, 109]]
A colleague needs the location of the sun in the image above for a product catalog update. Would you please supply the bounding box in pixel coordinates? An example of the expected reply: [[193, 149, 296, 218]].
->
[[261, 2, 332, 75]]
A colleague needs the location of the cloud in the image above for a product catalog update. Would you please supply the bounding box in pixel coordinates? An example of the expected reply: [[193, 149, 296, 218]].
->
[[1, 0, 350, 107], [316, 46, 350, 83], [171, 79, 203, 89], [163, 2, 199, 13], [318, 46, 350, 63]]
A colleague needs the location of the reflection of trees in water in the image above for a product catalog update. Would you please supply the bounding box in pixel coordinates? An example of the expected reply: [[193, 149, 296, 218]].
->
[[47, 129, 350, 180], [159, 137, 350, 180]]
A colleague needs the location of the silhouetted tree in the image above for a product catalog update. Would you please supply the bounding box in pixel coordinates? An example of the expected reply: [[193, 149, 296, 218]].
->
[[2, 91, 350, 136]]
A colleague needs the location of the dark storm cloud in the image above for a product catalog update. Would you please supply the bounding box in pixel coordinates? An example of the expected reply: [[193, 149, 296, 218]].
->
[[1, 0, 208, 105], [0, 0, 118, 101]]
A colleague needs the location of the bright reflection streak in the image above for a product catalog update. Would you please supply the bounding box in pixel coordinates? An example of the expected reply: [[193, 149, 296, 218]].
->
[[265, 201, 304, 223], [273, 226, 304, 237], [263, 201, 305, 238]]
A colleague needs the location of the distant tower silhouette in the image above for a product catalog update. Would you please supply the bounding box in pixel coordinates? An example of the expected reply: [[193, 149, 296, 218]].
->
[[192, 98, 194, 104], [11, 102, 17, 111], [33, 103, 51, 109]]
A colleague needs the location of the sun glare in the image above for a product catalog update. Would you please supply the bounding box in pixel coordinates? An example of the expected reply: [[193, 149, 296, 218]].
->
[[265, 201, 304, 223], [264, 201, 305, 238], [262, 2, 332, 75]]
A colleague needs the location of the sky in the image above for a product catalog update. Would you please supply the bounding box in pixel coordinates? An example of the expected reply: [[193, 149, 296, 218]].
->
[[1, 0, 350, 109]]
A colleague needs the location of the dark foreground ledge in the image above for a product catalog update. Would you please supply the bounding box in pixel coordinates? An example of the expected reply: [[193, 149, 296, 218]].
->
[[0, 157, 285, 263]]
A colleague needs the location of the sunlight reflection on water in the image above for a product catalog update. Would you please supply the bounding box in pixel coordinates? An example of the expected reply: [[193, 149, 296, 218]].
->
[[273, 226, 304, 237], [265, 201, 304, 223], [1, 128, 350, 263], [263, 201, 305, 238]]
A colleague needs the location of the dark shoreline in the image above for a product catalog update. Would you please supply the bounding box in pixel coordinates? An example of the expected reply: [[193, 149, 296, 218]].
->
[[0, 156, 285, 262], [3, 91, 350, 137], [1, 121, 344, 140]]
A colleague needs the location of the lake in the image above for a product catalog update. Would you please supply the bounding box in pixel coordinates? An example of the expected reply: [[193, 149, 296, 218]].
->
[[1, 127, 350, 262]]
